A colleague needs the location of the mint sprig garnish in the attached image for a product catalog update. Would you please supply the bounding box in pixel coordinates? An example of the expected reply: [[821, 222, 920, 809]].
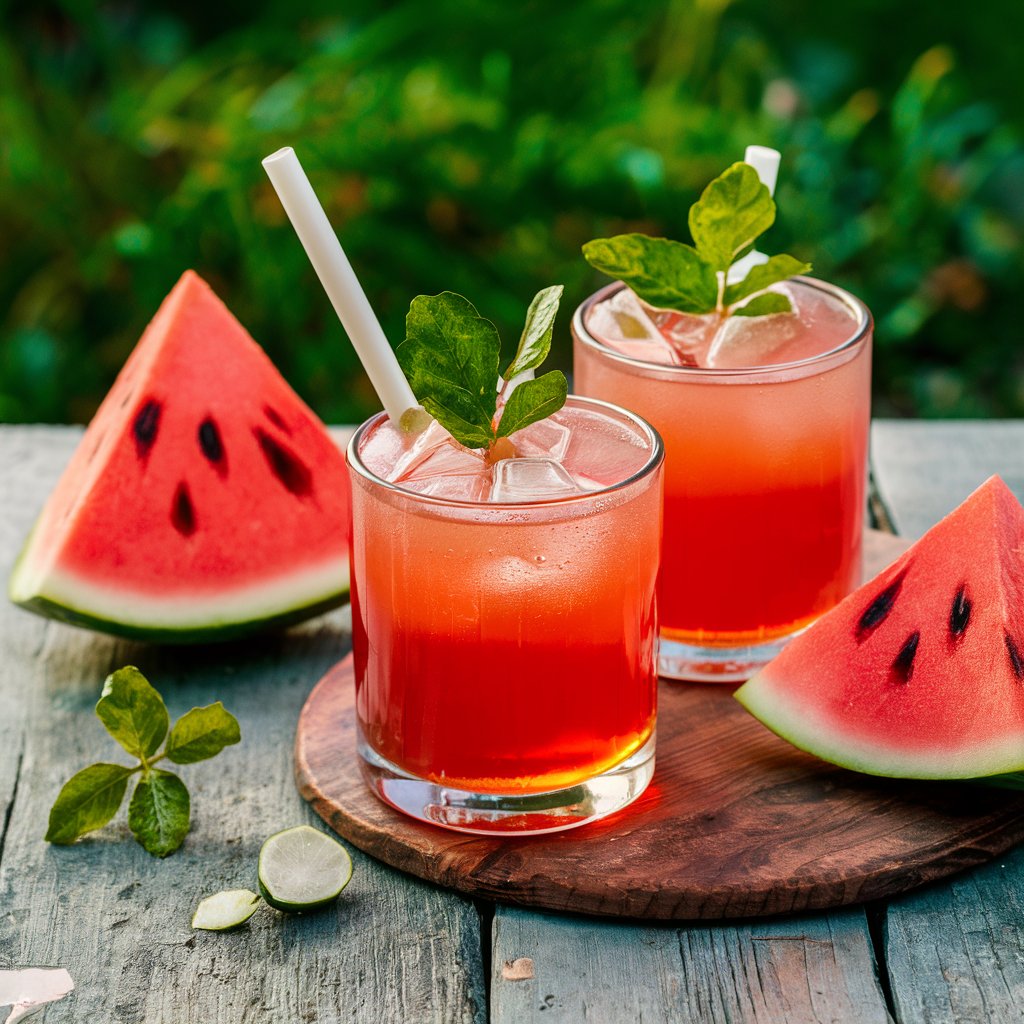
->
[[46, 666, 240, 857], [579, 236, 718, 314], [583, 162, 810, 318], [396, 286, 568, 452]]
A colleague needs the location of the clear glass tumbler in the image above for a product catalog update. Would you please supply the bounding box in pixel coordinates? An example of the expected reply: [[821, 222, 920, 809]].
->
[[574, 277, 872, 682], [347, 395, 664, 834]]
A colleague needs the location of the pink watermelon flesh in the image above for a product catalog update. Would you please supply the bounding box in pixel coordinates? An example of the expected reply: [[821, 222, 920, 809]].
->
[[735, 476, 1024, 779], [9, 270, 351, 641]]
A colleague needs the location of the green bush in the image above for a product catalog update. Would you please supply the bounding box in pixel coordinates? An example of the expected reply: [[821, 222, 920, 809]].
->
[[1, 1, 1022, 423]]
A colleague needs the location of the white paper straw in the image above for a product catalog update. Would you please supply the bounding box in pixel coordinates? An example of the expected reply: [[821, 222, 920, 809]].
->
[[726, 145, 783, 284], [262, 147, 419, 425], [744, 145, 781, 196]]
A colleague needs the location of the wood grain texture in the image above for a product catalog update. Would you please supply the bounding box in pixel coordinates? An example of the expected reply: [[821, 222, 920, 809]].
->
[[871, 420, 1024, 537], [491, 907, 892, 1023], [0, 429, 72, 876], [296, 529, 1024, 921], [872, 427, 1024, 1024], [884, 849, 1024, 1024], [0, 426, 484, 1024]]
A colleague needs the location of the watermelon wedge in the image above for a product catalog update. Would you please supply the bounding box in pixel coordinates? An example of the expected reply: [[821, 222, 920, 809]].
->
[[9, 271, 351, 642], [735, 476, 1024, 779]]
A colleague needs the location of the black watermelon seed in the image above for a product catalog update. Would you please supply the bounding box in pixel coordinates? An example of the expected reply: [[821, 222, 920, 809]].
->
[[171, 482, 197, 537], [198, 417, 225, 465], [855, 569, 908, 642], [254, 428, 312, 496], [891, 631, 920, 684], [1006, 633, 1024, 680], [133, 399, 161, 456], [949, 584, 972, 640], [263, 405, 291, 434]]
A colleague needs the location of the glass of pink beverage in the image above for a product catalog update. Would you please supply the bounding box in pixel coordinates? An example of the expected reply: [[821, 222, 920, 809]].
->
[[347, 395, 664, 834], [573, 277, 872, 682]]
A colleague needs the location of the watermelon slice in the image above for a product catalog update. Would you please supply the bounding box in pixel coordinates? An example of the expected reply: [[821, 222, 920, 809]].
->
[[9, 271, 351, 642], [735, 476, 1024, 779]]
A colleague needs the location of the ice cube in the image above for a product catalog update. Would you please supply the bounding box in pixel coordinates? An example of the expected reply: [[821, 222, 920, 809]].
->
[[706, 284, 801, 367], [489, 457, 582, 502], [405, 472, 492, 502], [587, 289, 684, 366], [656, 309, 720, 365], [389, 419, 479, 482], [384, 418, 491, 500], [400, 442, 486, 481], [559, 405, 649, 489], [506, 414, 572, 461]]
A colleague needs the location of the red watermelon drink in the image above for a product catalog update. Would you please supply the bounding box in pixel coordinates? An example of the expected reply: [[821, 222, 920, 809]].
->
[[348, 395, 663, 833], [574, 156, 872, 682], [261, 149, 662, 833]]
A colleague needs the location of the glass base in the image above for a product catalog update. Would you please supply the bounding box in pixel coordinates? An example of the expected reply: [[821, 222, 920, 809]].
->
[[658, 625, 810, 683], [358, 731, 656, 835]]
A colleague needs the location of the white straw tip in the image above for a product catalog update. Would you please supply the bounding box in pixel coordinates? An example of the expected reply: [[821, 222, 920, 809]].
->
[[262, 147, 296, 169], [743, 145, 781, 196]]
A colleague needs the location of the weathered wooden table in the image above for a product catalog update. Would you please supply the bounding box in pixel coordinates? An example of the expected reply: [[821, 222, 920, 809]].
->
[[2, 421, 1024, 1023]]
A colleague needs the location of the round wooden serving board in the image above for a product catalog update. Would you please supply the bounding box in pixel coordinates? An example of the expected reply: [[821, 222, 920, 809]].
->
[[295, 531, 1024, 920]]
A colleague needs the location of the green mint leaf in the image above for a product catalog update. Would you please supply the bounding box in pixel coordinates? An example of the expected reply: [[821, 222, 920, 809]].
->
[[165, 703, 241, 764], [128, 769, 190, 858], [397, 292, 500, 449], [422, 402, 495, 449], [583, 235, 717, 314], [95, 666, 168, 759], [732, 292, 793, 317], [689, 163, 776, 272], [724, 254, 811, 307], [45, 763, 135, 845], [503, 285, 563, 380], [496, 370, 568, 439]]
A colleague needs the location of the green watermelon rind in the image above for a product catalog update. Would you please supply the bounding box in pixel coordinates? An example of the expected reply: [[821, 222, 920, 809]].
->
[[735, 672, 1024, 781], [10, 587, 348, 644], [9, 531, 350, 644]]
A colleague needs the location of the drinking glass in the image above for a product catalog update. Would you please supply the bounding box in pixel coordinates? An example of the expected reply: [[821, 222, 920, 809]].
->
[[347, 395, 664, 833], [573, 277, 872, 682]]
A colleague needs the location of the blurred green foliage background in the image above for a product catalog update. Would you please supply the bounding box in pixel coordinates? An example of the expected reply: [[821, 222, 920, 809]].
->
[[2, 0, 1023, 425]]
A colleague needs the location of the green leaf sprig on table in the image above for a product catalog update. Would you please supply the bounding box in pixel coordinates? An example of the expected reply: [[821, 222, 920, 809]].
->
[[583, 162, 811, 319], [46, 666, 240, 858], [395, 285, 568, 452]]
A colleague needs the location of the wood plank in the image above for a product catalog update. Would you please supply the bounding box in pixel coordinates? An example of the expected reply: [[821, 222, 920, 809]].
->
[[0, 428, 77, 873], [872, 420, 1024, 1024], [885, 849, 1024, 1024], [871, 420, 1024, 537], [0, 426, 484, 1024], [491, 907, 892, 1023]]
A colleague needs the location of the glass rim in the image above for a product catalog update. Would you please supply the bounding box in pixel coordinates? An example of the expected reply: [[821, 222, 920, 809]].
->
[[572, 275, 872, 379], [347, 394, 665, 511]]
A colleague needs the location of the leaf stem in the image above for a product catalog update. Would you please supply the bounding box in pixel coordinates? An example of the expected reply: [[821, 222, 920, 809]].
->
[[138, 751, 165, 778], [715, 271, 726, 315]]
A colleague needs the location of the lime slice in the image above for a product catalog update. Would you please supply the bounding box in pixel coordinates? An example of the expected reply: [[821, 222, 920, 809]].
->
[[257, 825, 353, 913], [192, 889, 261, 931]]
